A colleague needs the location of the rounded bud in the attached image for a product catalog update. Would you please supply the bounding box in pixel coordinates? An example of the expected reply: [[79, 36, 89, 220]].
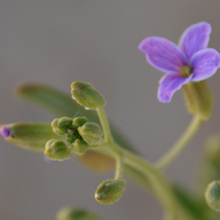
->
[[94, 179, 127, 205], [71, 82, 106, 110], [73, 116, 89, 127], [78, 122, 103, 145], [205, 180, 220, 212], [56, 207, 102, 220], [44, 139, 71, 161], [71, 139, 88, 155], [52, 117, 74, 135]]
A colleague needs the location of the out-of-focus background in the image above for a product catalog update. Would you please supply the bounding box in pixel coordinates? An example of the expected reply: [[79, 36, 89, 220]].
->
[[0, 1, 220, 219]]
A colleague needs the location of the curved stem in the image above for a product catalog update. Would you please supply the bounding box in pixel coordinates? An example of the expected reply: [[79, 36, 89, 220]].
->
[[115, 152, 123, 180], [96, 107, 113, 143], [119, 147, 186, 218], [96, 106, 123, 180], [155, 114, 203, 170], [95, 106, 194, 219]]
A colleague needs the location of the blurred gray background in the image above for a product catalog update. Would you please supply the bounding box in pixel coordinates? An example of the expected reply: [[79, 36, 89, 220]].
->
[[0, 0, 220, 219]]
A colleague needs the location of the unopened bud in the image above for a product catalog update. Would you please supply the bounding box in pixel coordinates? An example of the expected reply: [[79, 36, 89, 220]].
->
[[52, 117, 75, 135], [0, 123, 61, 152], [56, 207, 102, 220], [78, 122, 103, 145], [73, 116, 89, 127], [94, 179, 127, 205], [71, 82, 106, 110], [205, 180, 220, 212], [45, 139, 71, 161], [71, 139, 88, 155]]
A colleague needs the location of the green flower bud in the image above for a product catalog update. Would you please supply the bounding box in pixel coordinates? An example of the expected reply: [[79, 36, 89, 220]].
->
[[205, 180, 220, 212], [56, 207, 103, 220], [66, 133, 76, 144], [52, 117, 75, 135], [71, 139, 88, 155], [71, 82, 106, 110], [0, 123, 62, 152], [78, 122, 103, 145], [73, 116, 89, 127], [44, 139, 71, 161], [182, 80, 213, 120], [94, 179, 127, 205]]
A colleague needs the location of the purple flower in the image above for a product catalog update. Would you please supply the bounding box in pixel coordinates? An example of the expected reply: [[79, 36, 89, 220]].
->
[[139, 22, 220, 103], [0, 126, 11, 138]]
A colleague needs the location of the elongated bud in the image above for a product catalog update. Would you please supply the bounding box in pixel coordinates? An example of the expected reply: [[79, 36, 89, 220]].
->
[[0, 123, 61, 152], [94, 179, 127, 205], [71, 139, 88, 155], [78, 122, 103, 145], [56, 207, 103, 220], [44, 139, 71, 161], [71, 82, 106, 110], [205, 180, 220, 212], [182, 80, 213, 120]]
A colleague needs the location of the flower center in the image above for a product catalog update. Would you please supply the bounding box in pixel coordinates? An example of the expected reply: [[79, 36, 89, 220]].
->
[[180, 65, 193, 77]]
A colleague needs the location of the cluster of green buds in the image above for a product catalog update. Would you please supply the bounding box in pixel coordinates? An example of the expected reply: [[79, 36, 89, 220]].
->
[[0, 81, 127, 207], [44, 116, 103, 161]]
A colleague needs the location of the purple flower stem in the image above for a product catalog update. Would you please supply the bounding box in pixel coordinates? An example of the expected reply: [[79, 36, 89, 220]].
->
[[155, 115, 204, 170]]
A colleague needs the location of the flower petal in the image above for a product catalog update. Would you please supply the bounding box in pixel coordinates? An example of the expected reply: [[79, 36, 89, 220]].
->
[[158, 73, 193, 103], [190, 48, 220, 81], [179, 22, 211, 60], [139, 37, 188, 73]]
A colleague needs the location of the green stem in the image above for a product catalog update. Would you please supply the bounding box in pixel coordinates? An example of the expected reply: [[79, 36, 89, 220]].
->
[[96, 107, 113, 143], [114, 152, 123, 180], [155, 114, 203, 170], [119, 146, 186, 218], [95, 106, 194, 219], [96, 107, 123, 180]]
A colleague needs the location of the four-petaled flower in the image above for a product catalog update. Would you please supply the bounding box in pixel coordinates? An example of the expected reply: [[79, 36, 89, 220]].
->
[[139, 22, 220, 103]]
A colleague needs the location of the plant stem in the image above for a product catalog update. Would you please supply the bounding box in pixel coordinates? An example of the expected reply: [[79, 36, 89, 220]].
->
[[96, 107, 113, 143], [155, 115, 203, 170], [119, 146, 186, 218], [95, 106, 194, 219], [115, 152, 123, 180]]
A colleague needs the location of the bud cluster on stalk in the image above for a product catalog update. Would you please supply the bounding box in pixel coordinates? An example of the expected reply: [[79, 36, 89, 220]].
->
[[44, 116, 103, 161]]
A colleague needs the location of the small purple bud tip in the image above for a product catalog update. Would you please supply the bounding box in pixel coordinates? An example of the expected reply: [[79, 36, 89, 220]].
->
[[0, 126, 11, 138]]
